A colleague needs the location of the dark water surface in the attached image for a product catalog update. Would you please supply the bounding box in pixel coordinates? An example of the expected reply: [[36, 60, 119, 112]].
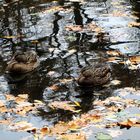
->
[[0, 0, 140, 139]]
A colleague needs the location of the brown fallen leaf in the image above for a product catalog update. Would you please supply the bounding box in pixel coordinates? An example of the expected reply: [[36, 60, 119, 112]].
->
[[107, 57, 121, 63], [65, 25, 83, 32], [9, 121, 33, 131], [58, 133, 86, 140], [15, 94, 28, 104], [50, 122, 69, 135], [48, 101, 79, 113], [0, 106, 8, 113], [117, 119, 138, 128], [81, 114, 102, 123], [5, 94, 15, 101], [86, 23, 103, 33], [48, 84, 60, 91], [0, 119, 12, 125], [106, 50, 123, 56], [129, 55, 140, 64], [112, 11, 127, 17], [40, 127, 50, 136], [14, 105, 35, 116], [42, 6, 64, 13]]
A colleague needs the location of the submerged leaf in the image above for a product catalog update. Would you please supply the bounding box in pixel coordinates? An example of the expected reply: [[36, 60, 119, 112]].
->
[[96, 132, 112, 140]]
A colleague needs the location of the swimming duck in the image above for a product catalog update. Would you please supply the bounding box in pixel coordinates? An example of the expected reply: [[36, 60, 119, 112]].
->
[[77, 64, 111, 87], [6, 51, 40, 74]]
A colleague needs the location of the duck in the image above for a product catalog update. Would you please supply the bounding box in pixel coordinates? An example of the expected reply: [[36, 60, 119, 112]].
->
[[6, 51, 40, 74], [77, 64, 111, 87]]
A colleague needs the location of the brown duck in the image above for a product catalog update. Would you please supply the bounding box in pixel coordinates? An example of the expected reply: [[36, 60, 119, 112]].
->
[[6, 51, 40, 74], [77, 64, 111, 86]]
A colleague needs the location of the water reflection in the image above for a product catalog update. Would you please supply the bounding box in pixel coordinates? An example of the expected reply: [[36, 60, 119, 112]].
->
[[0, 0, 140, 136]]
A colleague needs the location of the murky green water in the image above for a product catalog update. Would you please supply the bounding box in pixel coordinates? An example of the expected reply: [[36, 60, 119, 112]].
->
[[0, 0, 140, 139]]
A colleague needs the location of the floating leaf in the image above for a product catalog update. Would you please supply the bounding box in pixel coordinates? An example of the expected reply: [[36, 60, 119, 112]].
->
[[65, 25, 83, 32], [112, 11, 127, 17], [118, 118, 140, 128], [58, 133, 86, 140], [5, 94, 15, 101], [73, 101, 81, 107], [48, 101, 79, 112], [0, 106, 8, 113], [0, 119, 12, 125], [107, 57, 121, 63], [106, 50, 123, 57], [40, 127, 50, 136], [50, 122, 69, 135], [9, 121, 33, 131], [42, 6, 64, 13], [110, 80, 121, 86], [128, 21, 140, 27], [129, 55, 140, 64], [59, 78, 73, 84], [15, 94, 28, 104], [48, 84, 60, 91]]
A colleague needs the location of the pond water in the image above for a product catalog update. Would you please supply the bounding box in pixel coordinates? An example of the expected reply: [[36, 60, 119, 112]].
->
[[0, 0, 140, 139]]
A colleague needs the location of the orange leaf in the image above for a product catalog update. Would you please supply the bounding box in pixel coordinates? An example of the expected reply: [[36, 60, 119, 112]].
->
[[5, 94, 15, 101], [40, 127, 50, 136], [48, 84, 60, 91], [129, 56, 140, 64], [106, 50, 123, 56], [65, 25, 83, 32], [59, 133, 86, 140]]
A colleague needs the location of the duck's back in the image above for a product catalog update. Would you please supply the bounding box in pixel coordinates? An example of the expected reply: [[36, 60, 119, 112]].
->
[[77, 64, 111, 86]]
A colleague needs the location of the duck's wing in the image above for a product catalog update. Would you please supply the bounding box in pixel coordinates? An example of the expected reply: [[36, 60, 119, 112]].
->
[[93, 72, 111, 85], [93, 65, 111, 77]]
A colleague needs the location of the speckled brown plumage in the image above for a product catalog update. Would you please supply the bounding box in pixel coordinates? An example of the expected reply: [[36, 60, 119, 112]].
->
[[77, 64, 111, 86], [6, 51, 40, 74]]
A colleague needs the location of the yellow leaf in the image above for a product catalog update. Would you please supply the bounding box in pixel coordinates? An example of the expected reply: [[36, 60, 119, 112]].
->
[[73, 101, 81, 107]]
